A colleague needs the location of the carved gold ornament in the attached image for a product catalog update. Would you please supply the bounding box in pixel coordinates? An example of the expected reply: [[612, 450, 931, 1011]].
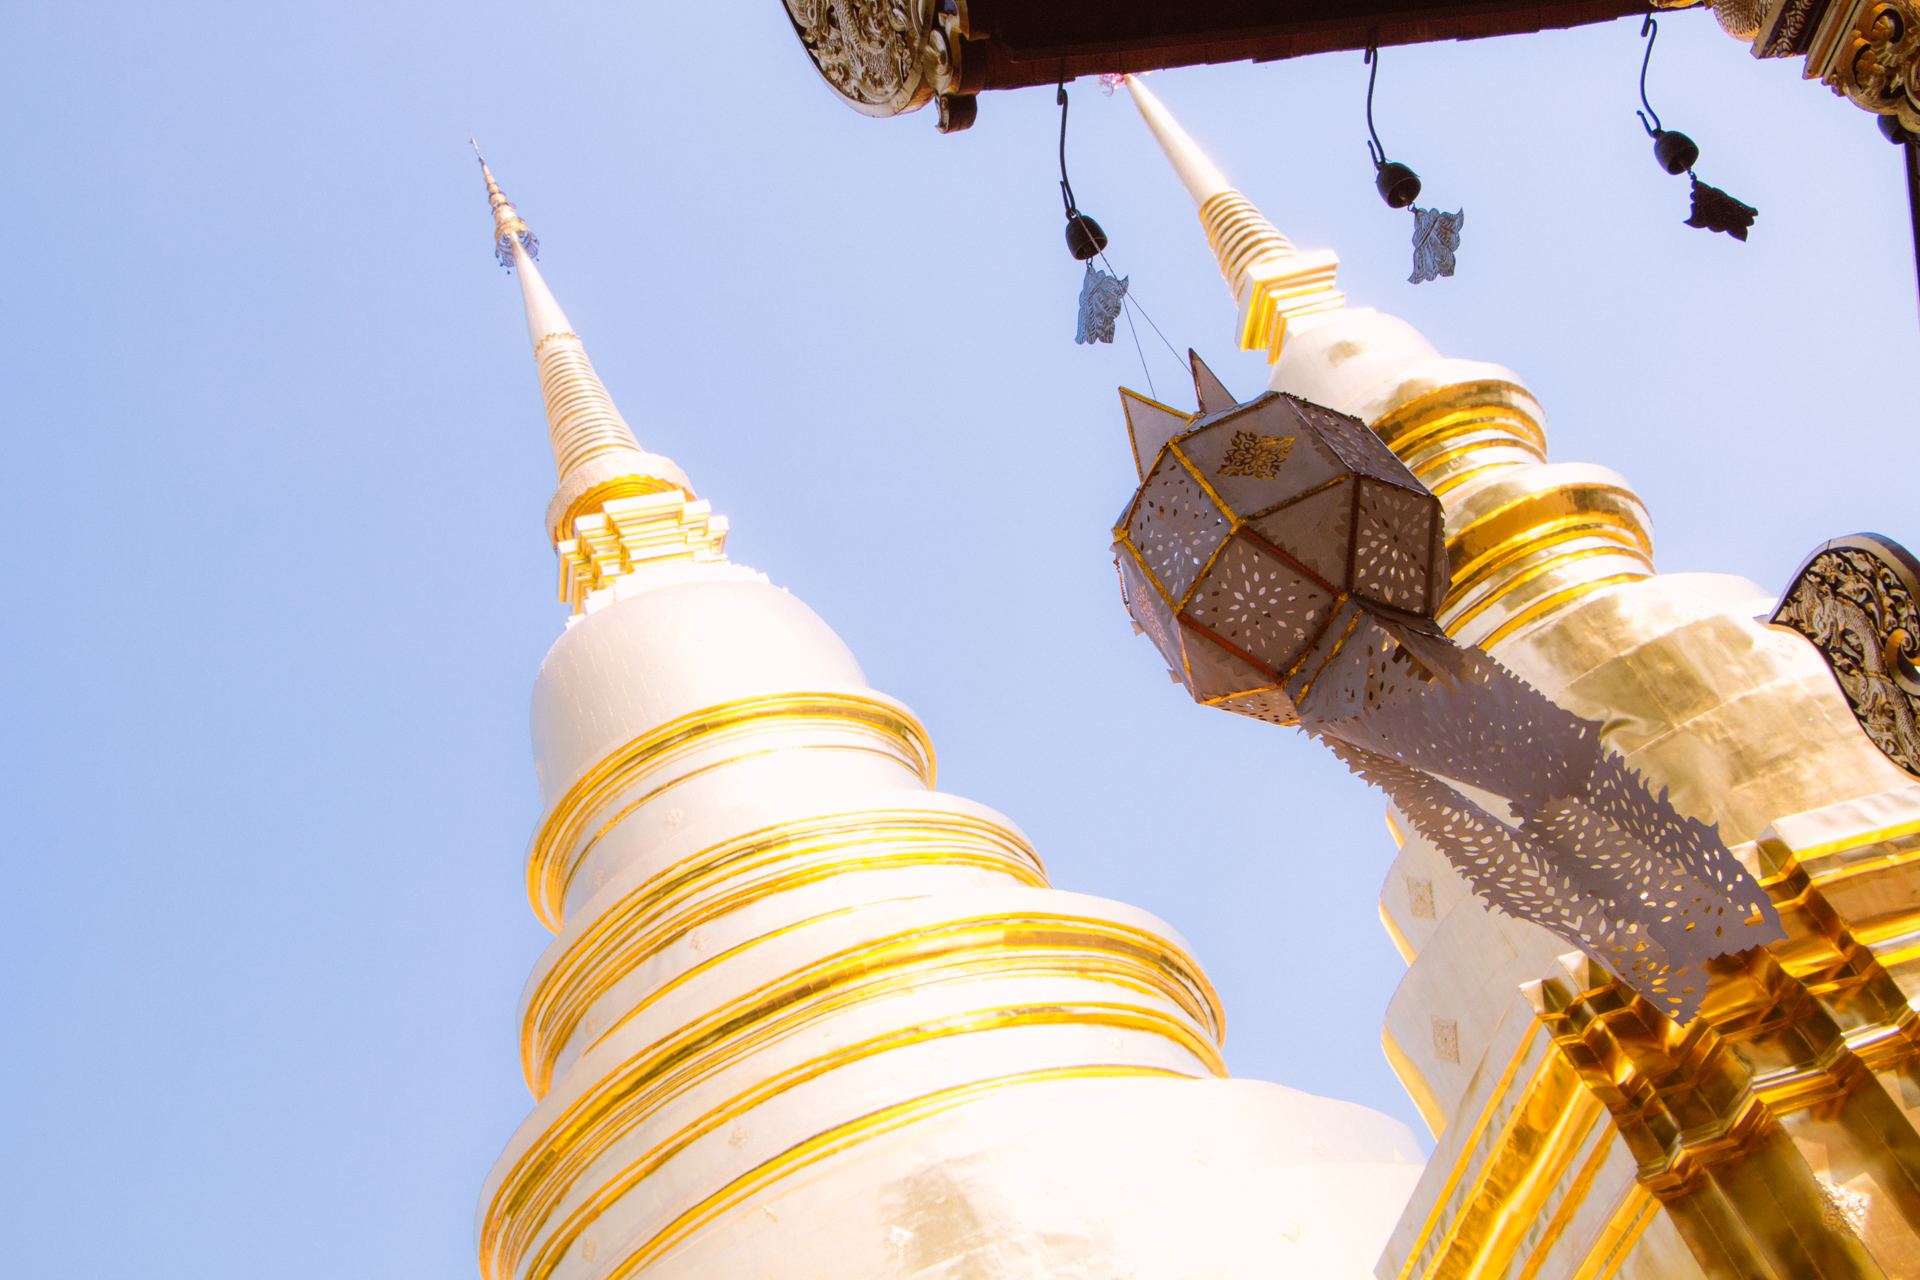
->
[[1215, 430, 1294, 479], [1716, 0, 1769, 39], [1811, 0, 1920, 132], [1743, 0, 1920, 131], [1771, 534, 1920, 777], [781, 0, 963, 117]]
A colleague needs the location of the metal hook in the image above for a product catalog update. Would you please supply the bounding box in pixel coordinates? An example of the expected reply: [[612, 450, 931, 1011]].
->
[[1365, 42, 1388, 168], [1362, 42, 1424, 209], [1636, 17, 1663, 138], [1054, 75, 1110, 259], [1057, 76, 1079, 216]]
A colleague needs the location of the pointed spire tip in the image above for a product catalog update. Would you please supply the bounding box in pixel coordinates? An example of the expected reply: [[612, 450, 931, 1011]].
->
[[473, 142, 538, 270]]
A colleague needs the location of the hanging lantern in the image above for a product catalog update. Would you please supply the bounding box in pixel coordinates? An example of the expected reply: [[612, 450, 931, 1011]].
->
[[1109, 352, 1784, 1022]]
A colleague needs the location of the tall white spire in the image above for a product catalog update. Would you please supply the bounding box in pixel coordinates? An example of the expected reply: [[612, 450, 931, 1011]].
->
[[1124, 77, 1343, 361], [507, 243, 576, 351], [1124, 76, 1232, 208], [475, 148, 693, 548]]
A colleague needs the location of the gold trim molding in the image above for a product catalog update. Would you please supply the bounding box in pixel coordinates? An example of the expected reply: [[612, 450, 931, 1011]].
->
[[527, 693, 937, 930], [481, 1004, 1218, 1280], [520, 810, 1054, 1094], [597, 1065, 1190, 1280]]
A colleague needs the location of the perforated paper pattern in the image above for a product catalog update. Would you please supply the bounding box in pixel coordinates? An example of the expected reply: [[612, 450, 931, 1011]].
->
[[1353, 480, 1435, 612], [1183, 536, 1334, 674], [1306, 633, 1780, 1021], [1116, 549, 1183, 676], [1125, 454, 1231, 605], [1212, 688, 1299, 725], [1292, 396, 1421, 488], [1249, 481, 1354, 591], [1182, 624, 1277, 701]]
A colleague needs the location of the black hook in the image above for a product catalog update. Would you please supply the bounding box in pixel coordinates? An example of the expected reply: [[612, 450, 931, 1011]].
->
[[1364, 44, 1385, 168], [1635, 17, 1663, 138], [1057, 79, 1077, 217], [1637, 18, 1699, 174], [1364, 43, 1422, 208], [1057, 78, 1109, 260]]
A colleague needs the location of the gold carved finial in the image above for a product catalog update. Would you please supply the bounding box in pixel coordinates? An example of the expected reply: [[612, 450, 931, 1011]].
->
[[473, 139, 538, 269]]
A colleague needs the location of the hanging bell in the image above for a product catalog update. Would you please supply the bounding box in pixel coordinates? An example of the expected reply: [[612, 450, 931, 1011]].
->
[[1652, 129, 1699, 175], [1374, 161, 1422, 209], [1066, 211, 1109, 260]]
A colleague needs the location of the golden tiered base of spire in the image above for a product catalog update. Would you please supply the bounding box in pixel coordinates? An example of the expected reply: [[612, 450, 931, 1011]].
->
[[556, 489, 731, 614], [1197, 190, 1344, 361], [1126, 78, 1345, 363]]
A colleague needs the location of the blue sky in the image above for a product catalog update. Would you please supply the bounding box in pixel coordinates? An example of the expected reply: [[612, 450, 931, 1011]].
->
[[1, 3, 1913, 1277]]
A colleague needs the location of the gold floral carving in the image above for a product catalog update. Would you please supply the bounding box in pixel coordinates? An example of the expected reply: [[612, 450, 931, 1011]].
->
[[1748, 0, 1920, 131], [1771, 537, 1920, 778], [781, 0, 962, 117], [1215, 430, 1295, 479]]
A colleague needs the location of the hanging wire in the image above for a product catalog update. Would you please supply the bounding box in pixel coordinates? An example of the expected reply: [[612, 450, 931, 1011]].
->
[[1120, 299, 1155, 400], [1101, 253, 1183, 366], [1364, 43, 1388, 167], [1093, 244, 1185, 401], [1636, 17, 1664, 138], [1059, 82, 1183, 394], [1126, 296, 1185, 367], [1907, 136, 1920, 324]]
